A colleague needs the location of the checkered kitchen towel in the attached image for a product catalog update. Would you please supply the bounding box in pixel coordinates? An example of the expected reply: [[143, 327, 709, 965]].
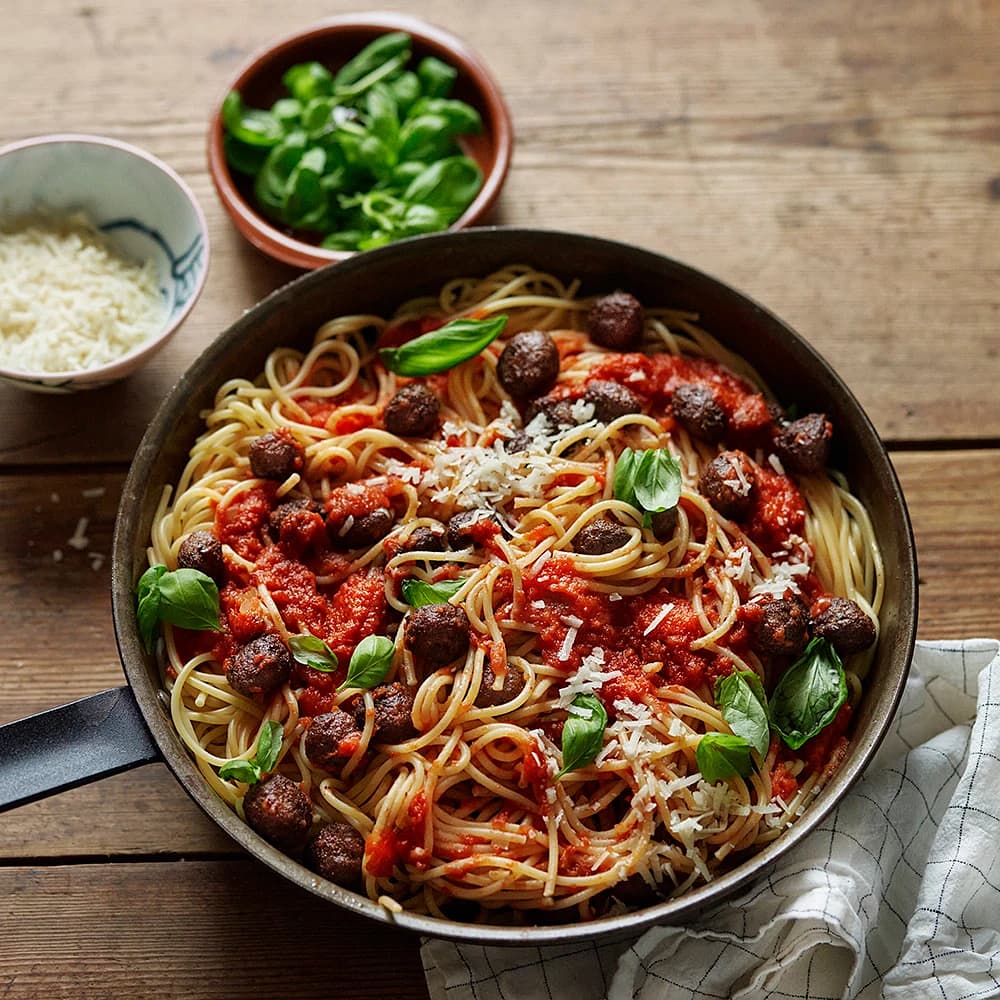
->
[[422, 639, 1000, 1000]]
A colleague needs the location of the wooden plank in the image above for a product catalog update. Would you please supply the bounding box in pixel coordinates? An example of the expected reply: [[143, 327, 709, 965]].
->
[[0, 0, 997, 462], [0, 861, 429, 1000]]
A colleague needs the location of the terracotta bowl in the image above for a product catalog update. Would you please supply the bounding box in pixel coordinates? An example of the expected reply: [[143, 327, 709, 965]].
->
[[207, 14, 513, 270]]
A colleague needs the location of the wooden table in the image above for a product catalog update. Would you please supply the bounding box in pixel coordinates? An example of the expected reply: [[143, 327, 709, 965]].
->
[[1, 1, 997, 996]]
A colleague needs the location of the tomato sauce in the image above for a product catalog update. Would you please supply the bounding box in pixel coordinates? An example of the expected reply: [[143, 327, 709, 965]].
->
[[800, 702, 852, 776], [252, 548, 326, 637], [771, 761, 799, 802], [743, 467, 807, 553], [325, 569, 387, 663], [363, 791, 430, 876], [216, 486, 274, 560]]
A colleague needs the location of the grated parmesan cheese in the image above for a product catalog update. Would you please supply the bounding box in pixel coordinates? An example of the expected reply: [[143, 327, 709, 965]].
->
[[642, 603, 675, 636], [0, 211, 163, 373], [557, 647, 622, 705]]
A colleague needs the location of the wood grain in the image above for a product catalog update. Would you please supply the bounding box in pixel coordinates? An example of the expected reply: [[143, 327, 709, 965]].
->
[[0, 861, 427, 999]]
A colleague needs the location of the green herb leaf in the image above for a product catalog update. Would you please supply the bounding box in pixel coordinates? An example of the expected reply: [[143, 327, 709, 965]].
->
[[380, 314, 508, 376], [401, 576, 466, 608], [696, 732, 755, 782], [402, 156, 482, 222], [715, 672, 770, 757], [613, 447, 682, 519], [288, 634, 339, 672], [223, 135, 270, 177], [255, 720, 284, 773], [157, 568, 222, 632], [332, 32, 411, 91], [135, 565, 167, 653], [337, 634, 395, 692], [218, 758, 262, 784], [769, 638, 848, 750], [221, 90, 284, 147], [282, 62, 334, 103], [416, 56, 458, 98], [557, 693, 608, 778]]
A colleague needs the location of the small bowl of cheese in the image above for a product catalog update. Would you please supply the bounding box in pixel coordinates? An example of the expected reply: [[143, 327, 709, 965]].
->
[[0, 134, 210, 392]]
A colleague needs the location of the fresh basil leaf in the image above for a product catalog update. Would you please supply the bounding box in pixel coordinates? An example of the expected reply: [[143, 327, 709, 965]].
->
[[416, 56, 458, 99], [270, 97, 304, 128], [397, 112, 457, 163], [406, 98, 482, 136], [288, 634, 339, 672], [633, 449, 682, 513], [696, 732, 754, 782], [715, 672, 770, 757], [397, 203, 450, 236], [221, 90, 284, 147], [380, 314, 508, 376], [401, 576, 465, 608], [135, 564, 167, 653], [557, 693, 607, 778], [223, 135, 270, 177], [255, 720, 284, 773], [157, 568, 221, 632], [337, 634, 395, 692], [365, 83, 401, 153], [283, 146, 328, 229], [332, 32, 411, 91], [283, 62, 334, 103], [321, 229, 370, 251], [388, 71, 421, 114], [612, 447, 643, 509], [218, 758, 262, 784], [769, 638, 848, 750], [402, 157, 482, 222]]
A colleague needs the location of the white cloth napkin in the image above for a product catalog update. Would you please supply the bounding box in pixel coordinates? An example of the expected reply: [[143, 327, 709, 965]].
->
[[422, 639, 1000, 1000]]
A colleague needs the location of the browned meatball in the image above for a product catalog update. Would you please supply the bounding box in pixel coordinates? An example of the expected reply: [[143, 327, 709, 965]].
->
[[331, 507, 395, 549], [249, 429, 305, 480], [525, 394, 579, 429], [305, 711, 363, 771], [383, 383, 440, 437], [649, 507, 679, 541], [583, 380, 643, 423], [699, 450, 757, 520], [671, 383, 727, 442], [227, 634, 293, 699], [304, 822, 366, 886], [475, 661, 525, 708], [353, 682, 417, 743], [748, 597, 810, 657], [447, 509, 499, 548], [502, 430, 533, 453], [574, 518, 631, 555], [399, 524, 446, 553], [269, 497, 324, 535], [810, 597, 877, 655], [177, 530, 225, 584], [774, 413, 833, 475], [497, 330, 561, 400], [243, 774, 312, 849], [587, 291, 644, 350], [406, 603, 470, 668]]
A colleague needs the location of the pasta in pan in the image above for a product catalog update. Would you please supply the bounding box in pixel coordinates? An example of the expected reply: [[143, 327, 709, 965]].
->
[[142, 264, 882, 921]]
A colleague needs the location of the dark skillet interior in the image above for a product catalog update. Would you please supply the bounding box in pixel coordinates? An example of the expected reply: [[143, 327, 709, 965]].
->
[[111, 228, 917, 945]]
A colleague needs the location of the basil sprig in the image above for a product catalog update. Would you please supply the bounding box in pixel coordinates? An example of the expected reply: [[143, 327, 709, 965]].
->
[[696, 732, 756, 783], [337, 634, 395, 692], [401, 576, 465, 607], [557, 693, 608, 778], [613, 447, 682, 525], [135, 564, 222, 653], [289, 634, 339, 672], [379, 314, 508, 376], [769, 638, 848, 750], [218, 720, 284, 785], [714, 671, 770, 758]]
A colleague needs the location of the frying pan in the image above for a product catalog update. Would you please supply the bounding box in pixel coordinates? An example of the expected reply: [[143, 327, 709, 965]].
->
[[0, 229, 917, 945]]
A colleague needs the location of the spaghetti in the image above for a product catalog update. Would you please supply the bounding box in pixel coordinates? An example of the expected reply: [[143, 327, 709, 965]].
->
[[145, 264, 883, 921]]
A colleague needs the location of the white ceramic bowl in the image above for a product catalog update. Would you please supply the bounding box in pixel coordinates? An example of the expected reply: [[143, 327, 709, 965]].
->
[[0, 134, 210, 392]]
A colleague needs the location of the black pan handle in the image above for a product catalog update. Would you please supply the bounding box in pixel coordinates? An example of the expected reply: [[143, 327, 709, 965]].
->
[[0, 686, 161, 812]]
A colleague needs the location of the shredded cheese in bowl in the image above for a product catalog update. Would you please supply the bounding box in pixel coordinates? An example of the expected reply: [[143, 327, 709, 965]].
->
[[0, 210, 164, 374]]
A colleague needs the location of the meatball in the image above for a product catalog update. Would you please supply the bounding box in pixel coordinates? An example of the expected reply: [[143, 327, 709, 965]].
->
[[497, 330, 561, 400], [331, 507, 395, 549], [474, 661, 525, 709], [406, 603, 470, 668], [748, 597, 810, 657], [227, 634, 293, 699], [586, 291, 644, 350], [305, 822, 366, 886], [699, 450, 757, 520], [649, 507, 679, 541], [774, 413, 833, 475], [243, 774, 312, 849], [574, 518, 631, 555], [398, 524, 446, 553], [525, 394, 579, 430], [383, 383, 440, 438], [269, 497, 324, 535], [671, 383, 727, 442], [305, 711, 363, 771], [583, 380, 643, 423], [177, 530, 225, 584], [810, 597, 877, 655], [502, 430, 533, 454], [249, 429, 305, 481], [353, 682, 417, 744], [447, 509, 498, 549]]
